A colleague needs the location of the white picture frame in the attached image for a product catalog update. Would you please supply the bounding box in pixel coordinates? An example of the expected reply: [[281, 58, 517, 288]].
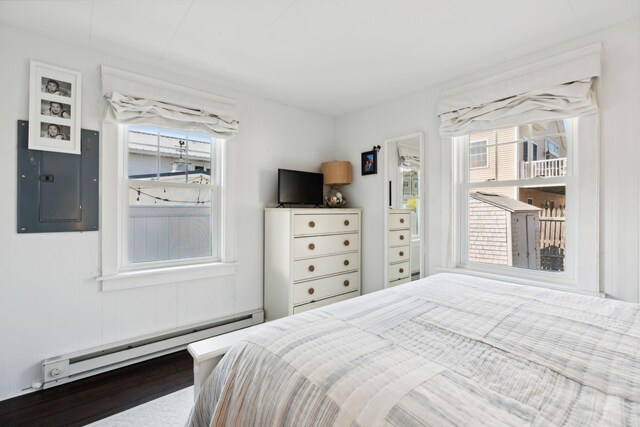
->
[[29, 61, 82, 155]]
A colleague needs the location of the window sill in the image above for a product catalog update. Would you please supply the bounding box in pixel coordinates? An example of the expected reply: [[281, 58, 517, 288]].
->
[[97, 262, 237, 292], [436, 266, 602, 298]]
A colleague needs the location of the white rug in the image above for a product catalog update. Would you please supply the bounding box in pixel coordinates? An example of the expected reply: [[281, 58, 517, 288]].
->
[[86, 386, 193, 426]]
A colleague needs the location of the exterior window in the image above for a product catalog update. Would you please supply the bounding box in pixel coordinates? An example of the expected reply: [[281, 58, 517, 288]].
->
[[522, 140, 538, 161], [545, 138, 560, 159], [462, 120, 570, 273], [125, 125, 221, 265], [469, 140, 488, 168]]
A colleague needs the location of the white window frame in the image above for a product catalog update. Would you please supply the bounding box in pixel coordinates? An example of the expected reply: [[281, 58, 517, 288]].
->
[[450, 116, 599, 295], [469, 139, 488, 169], [98, 123, 238, 292], [121, 126, 222, 270]]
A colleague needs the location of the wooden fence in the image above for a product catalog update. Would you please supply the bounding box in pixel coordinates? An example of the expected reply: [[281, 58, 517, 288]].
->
[[539, 206, 565, 271]]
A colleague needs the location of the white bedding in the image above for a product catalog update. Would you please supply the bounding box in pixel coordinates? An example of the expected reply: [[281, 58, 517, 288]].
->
[[188, 273, 640, 426]]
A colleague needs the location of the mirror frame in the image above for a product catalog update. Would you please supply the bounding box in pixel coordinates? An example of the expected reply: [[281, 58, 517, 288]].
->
[[383, 132, 426, 288]]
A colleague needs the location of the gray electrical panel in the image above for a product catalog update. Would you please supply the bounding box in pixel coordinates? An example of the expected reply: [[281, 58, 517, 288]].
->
[[17, 120, 99, 233]]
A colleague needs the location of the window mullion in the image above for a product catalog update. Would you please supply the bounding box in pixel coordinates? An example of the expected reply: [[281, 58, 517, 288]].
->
[[493, 129, 498, 180], [185, 136, 189, 184], [127, 179, 215, 190]]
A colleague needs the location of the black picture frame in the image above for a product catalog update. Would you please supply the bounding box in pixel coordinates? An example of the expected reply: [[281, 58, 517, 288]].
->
[[361, 150, 377, 175]]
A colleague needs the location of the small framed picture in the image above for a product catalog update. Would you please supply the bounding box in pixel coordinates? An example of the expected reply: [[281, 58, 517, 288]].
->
[[29, 61, 81, 154], [361, 150, 377, 175]]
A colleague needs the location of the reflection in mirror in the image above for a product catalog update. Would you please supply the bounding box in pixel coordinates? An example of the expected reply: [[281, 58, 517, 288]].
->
[[384, 133, 424, 287]]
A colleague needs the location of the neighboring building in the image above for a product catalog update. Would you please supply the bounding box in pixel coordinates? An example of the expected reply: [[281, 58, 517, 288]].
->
[[469, 192, 542, 269], [469, 121, 567, 209], [469, 127, 519, 199], [517, 121, 567, 208], [128, 128, 212, 181]]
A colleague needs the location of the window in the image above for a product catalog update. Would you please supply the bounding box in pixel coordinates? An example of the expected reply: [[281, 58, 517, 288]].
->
[[522, 140, 538, 162], [98, 68, 239, 291], [459, 119, 571, 274], [124, 125, 222, 266], [469, 140, 488, 168], [545, 138, 560, 159]]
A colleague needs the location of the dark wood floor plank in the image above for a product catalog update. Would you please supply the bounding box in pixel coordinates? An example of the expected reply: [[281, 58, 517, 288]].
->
[[0, 350, 194, 427]]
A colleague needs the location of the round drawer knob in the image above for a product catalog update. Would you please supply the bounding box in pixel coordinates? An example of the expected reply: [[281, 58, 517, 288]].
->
[[343, 280, 350, 287], [399, 268, 404, 273], [308, 288, 315, 295], [309, 221, 316, 228], [399, 251, 404, 256], [308, 265, 315, 272], [308, 243, 315, 250], [344, 219, 350, 226], [400, 235, 405, 240], [344, 260, 350, 266], [343, 240, 350, 246], [400, 218, 405, 224]]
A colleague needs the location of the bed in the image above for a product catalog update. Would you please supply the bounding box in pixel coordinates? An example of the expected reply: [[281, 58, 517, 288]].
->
[[187, 273, 640, 426]]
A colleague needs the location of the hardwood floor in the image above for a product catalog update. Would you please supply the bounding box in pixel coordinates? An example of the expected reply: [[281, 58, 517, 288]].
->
[[0, 350, 193, 427]]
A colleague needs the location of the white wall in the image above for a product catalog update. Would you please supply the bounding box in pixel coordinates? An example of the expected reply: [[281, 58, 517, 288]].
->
[[336, 18, 640, 302], [0, 24, 335, 400]]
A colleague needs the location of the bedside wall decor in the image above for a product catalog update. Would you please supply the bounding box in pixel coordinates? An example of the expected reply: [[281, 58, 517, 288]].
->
[[361, 146, 379, 176]]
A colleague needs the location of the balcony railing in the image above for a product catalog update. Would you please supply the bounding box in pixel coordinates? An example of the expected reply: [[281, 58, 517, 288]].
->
[[521, 158, 567, 178]]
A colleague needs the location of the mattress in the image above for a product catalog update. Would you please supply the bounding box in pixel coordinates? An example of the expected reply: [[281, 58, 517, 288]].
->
[[188, 273, 640, 426]]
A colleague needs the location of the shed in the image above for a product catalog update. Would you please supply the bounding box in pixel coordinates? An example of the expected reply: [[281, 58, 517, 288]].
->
[[469, 192, 542, 269]]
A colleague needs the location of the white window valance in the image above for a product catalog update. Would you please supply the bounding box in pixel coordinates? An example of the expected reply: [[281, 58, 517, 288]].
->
[[438, 43, 601, 136], [101, 66, 239, 138]]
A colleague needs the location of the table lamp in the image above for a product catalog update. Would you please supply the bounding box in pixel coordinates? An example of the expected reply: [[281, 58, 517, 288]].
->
[[321, 161, 352, 207]]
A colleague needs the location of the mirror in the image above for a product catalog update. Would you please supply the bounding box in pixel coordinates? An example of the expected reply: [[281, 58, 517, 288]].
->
[[383, 133, 424, 287]]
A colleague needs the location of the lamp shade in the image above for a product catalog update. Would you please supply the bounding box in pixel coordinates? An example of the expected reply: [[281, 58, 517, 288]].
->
[[321, 161, 352, 185]]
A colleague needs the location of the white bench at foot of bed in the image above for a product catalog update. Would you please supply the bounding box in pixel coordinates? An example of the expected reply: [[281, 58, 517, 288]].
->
[[188, 325, 262, 401]]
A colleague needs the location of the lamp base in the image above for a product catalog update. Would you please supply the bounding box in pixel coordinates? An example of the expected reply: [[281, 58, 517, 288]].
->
[[325, 188, 346, 208]]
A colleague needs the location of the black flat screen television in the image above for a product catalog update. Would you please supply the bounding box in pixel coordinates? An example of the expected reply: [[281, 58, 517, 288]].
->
[[278, 169, 323, 206]]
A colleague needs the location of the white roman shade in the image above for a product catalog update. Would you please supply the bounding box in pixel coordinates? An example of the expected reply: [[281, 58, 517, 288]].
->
[[397, 141, 420, 167], [101, 66, 239, 137], [438, 43, 601, 136]]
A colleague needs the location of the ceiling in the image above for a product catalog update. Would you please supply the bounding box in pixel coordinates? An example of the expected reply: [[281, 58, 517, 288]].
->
[[1, 0, 638, 116]]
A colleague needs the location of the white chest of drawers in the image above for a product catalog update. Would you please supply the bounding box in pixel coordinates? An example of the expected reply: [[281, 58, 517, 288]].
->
[[387, 209, 411, 287], [264, 208, 361, 320]]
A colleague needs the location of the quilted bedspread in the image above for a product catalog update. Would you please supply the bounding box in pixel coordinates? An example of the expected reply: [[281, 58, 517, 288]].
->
[[188, 273, 640, 426]]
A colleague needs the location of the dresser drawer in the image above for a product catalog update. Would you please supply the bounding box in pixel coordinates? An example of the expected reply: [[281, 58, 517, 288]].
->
[[388, 277, 411, 287], [389, 229, 410, 247], [294, 214, 359, 236], [388, 246, 410, 263], [293, 290, 359, 314], [294, 252, 358, 281], [388, 261, 410, 282], [389, 213, 411, 230], [294, 233, 359, 259], [293, 271, 358, 305]]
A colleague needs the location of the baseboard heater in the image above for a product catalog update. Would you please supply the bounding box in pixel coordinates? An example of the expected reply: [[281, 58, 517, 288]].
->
[[42, 309, 264, 389]]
